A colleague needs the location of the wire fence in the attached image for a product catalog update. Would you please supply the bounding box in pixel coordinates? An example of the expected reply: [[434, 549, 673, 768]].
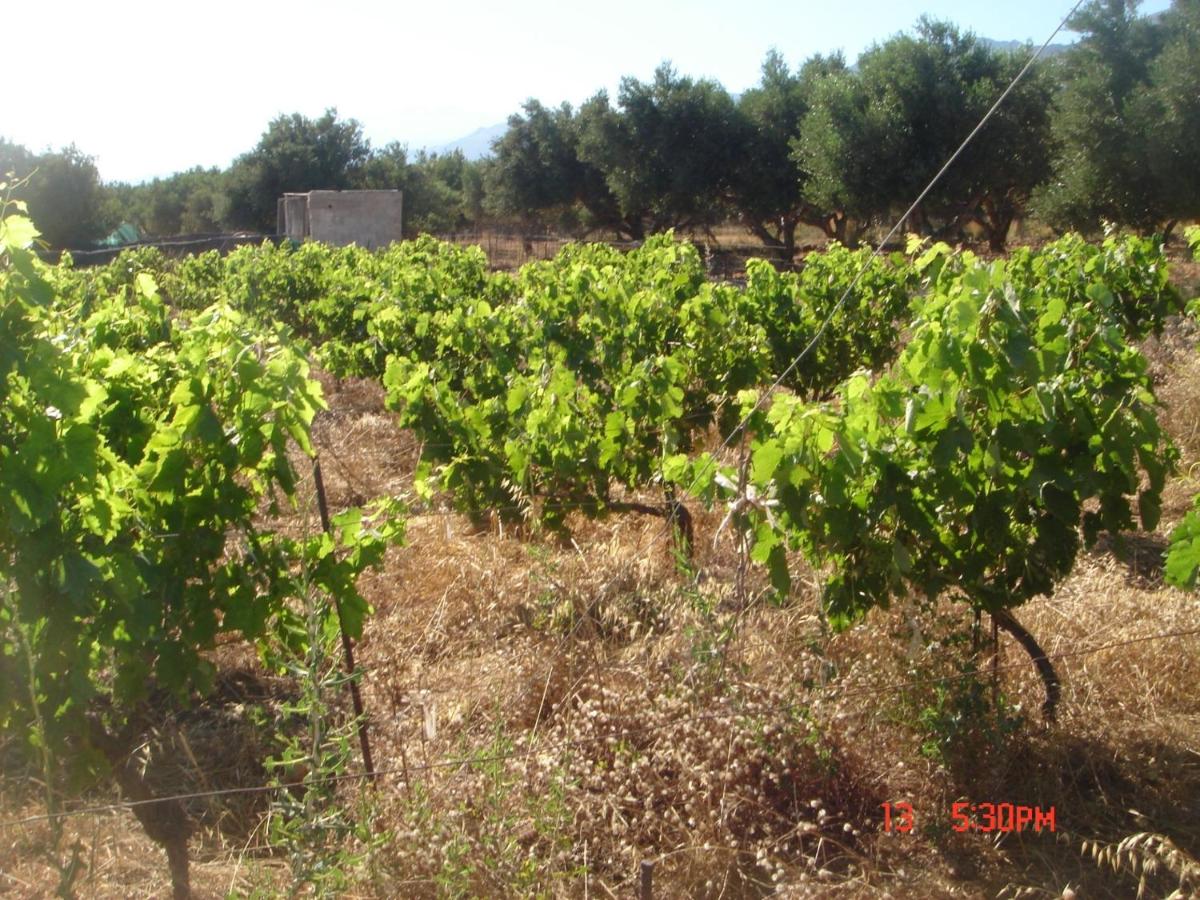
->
[[40, 232, 284, 267]]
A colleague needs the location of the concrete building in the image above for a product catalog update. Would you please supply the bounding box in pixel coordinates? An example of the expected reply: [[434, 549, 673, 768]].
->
[[276, 190, 404, 250]]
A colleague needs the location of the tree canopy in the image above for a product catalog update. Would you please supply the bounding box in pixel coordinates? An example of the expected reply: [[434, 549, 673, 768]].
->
[[577, 64, 740, 239], [359, 144, 483, 234], [224, 109, 371, 232], [795, 20, 1053, 248], [1032, 0, 1190, 236], [1, 140, 112, 247], [105, 167, 226, 237], [728, 51, 845, 254]]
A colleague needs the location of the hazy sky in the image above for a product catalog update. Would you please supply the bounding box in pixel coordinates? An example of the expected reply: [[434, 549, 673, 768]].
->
[[5, 0, 1173, 183]]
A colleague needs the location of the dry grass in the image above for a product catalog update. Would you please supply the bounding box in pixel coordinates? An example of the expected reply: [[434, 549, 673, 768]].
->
[[3, 289, 1200, 899]]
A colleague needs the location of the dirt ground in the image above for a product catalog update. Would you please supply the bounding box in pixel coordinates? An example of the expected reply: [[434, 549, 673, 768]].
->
[[2, 253, 1199, 899]]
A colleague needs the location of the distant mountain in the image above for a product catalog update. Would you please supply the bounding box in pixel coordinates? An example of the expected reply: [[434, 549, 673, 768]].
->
[[432, 122, 507, 160], [978, 37, 1070, 56]]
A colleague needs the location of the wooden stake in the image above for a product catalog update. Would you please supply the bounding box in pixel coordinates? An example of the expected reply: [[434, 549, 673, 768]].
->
[[312, 457, 376, 782], [639, 859, 654, 900]]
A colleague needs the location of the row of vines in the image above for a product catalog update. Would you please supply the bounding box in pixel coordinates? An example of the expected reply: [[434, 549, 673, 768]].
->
[[3, 200, 1199, 893], [80, 223, 1200, 597]]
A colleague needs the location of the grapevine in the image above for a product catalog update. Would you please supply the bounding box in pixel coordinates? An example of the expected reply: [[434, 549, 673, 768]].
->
[[1164, 224, 1200, 591], [0, 209, 402, 897], [696, 236, 1182, 718]]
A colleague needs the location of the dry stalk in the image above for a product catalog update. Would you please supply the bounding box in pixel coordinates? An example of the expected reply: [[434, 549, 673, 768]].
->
[[1080, 830, 1200, 899]]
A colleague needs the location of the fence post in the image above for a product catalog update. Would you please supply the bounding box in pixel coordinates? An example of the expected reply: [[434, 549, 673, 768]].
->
[[312, 457, 377, 781], [639, 859, 654, 900]]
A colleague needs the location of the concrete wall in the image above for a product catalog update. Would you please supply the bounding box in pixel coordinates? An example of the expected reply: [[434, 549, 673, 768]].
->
[[280, 195, 309, 241], [278, 190, 404, 250]]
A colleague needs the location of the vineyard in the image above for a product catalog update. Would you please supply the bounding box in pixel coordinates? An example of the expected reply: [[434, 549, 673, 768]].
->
[[2, 208, 1200, 897]]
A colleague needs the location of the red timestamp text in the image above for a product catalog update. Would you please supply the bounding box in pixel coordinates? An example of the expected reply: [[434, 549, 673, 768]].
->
[[951, 802, 1055, 833], [881, 801, 1056, 834], [880, 801, 915, 833]]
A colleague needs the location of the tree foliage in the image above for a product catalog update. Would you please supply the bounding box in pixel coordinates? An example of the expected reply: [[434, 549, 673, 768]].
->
[[358, 143, 484, 234], [577, 64, 739, 239], [486, 101, 583, 226], [729, 52, 845, 254], [1032, 0, 1182, 234], [0, 140, 112, 247], [1140, 0, 1200, 231], [795, 20, 1052, 248], [793, 63, 903, 245], [106, 167, 226, 237], [224, 109, 371, 232]]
